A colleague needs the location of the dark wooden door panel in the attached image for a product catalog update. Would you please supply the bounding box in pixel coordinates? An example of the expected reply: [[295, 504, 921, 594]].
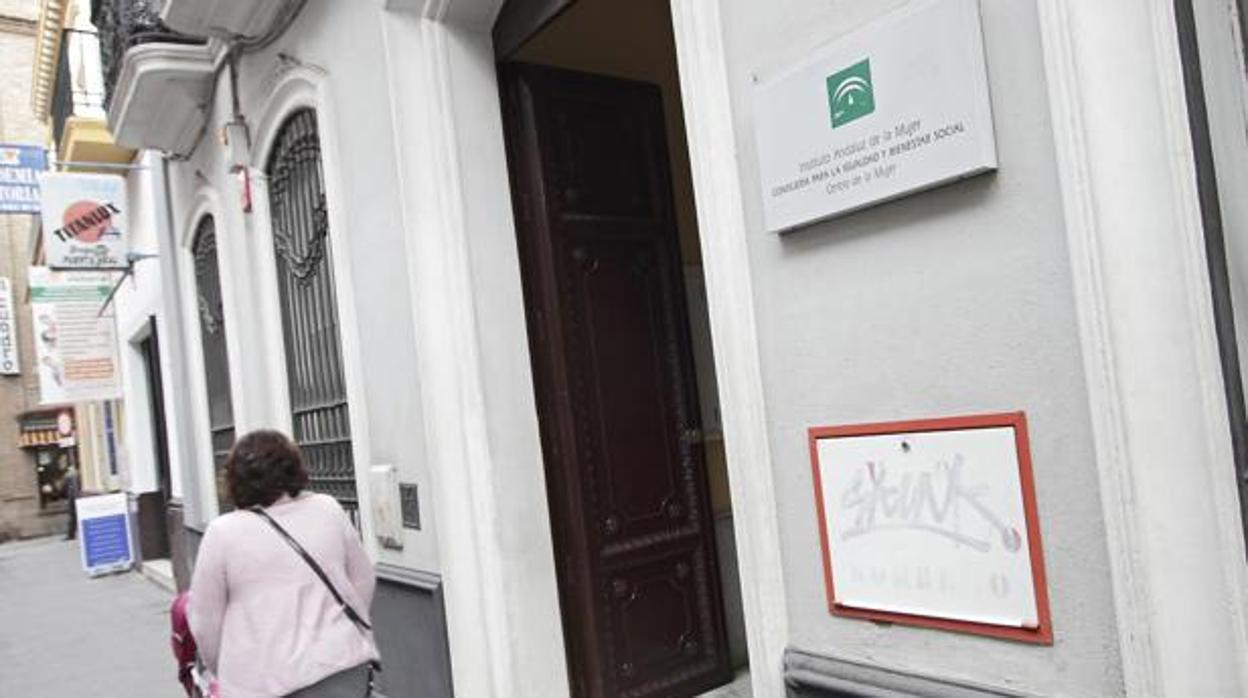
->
[[501, 63, 731, 698], [604, 544, 725, 698]]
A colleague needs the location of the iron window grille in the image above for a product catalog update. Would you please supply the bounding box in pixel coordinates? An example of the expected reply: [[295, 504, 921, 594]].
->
[[265, 108, 359, 521], [192, 217, 236, 513]]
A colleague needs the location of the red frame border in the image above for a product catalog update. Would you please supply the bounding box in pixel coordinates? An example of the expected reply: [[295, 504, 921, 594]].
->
[[808, 411, 1053, 645]]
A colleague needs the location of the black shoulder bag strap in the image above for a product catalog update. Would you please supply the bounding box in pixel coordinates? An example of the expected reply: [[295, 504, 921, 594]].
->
[[249, 506, 372, 632]]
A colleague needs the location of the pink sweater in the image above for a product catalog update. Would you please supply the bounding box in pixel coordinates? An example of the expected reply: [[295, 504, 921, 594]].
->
[[189, 493, 379, 697]]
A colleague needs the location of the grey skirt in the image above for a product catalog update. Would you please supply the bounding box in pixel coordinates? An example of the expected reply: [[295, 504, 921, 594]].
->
[[286, 663, 373, 698]]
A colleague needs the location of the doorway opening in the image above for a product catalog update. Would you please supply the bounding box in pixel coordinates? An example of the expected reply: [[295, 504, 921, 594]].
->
[[136, 318, 172, 563], [495, 1, 750, 696]]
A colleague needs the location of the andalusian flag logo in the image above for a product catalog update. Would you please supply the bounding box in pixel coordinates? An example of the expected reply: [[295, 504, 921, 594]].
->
[[827, 59, 875, 128]]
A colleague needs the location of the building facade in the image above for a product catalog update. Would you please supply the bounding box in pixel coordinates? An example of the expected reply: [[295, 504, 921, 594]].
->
[[83, 0, 1248, 696], [0, 0, 70, 542]]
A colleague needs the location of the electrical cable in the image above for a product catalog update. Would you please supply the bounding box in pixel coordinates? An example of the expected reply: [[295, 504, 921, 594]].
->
[[169, 0, 311, 161]]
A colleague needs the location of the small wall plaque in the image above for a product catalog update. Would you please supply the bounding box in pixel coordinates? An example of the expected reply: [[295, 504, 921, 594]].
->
[[399, 483, 421, 530], [809, 411, 1052, 644]]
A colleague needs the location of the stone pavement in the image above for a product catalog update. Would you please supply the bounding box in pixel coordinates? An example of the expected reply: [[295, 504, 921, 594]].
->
[[0, 536, 175, 697]]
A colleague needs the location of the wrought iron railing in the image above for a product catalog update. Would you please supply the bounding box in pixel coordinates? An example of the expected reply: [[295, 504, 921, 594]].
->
[[51, 30, 107, 148], [90, 0, 203, 107]]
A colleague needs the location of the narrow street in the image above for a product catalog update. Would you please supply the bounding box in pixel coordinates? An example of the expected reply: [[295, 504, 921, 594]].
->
[[0, 537, 172, 697]]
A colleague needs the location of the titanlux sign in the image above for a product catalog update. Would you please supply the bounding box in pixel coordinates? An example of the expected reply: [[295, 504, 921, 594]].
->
[[38, 173, 129, 270]]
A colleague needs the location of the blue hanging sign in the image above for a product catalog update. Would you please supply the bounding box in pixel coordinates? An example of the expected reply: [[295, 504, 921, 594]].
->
[[0, 144, 47, 214]]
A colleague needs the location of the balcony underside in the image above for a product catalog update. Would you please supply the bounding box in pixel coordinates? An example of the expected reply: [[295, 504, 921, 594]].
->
[[59, 117, 136, 172], [161, 0, 286, 40], [106, 41, 215, 156]]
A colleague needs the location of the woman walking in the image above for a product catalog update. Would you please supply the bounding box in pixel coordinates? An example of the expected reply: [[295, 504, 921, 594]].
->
[[189, 430, 379, 697]]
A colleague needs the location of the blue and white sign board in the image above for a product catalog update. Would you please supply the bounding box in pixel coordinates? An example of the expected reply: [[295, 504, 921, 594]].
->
[[76, 493, 134, 576], [0, 144, 47, 214]]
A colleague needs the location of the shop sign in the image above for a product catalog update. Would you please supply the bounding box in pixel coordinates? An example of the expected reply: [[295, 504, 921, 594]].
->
[[28, 267, 122, 405], [0, 144, 46, 214], [38, 172, 129, 270], [753, 0, 997, 232], [0, 277, 20, 374], [808, 412, 1052, 644], [76, 492, 134, 576]]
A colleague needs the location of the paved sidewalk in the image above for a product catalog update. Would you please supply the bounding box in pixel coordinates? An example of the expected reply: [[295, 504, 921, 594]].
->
[[0, 536, 174, 697]]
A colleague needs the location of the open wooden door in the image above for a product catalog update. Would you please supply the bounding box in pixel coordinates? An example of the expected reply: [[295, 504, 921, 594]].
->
[[501, 63, 733, 698]]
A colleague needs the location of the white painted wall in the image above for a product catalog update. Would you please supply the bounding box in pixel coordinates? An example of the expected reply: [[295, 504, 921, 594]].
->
[[130, 0, 1248, 695], [712, 0, 1123, 694], [114, 150, 183, 500], [159, 0, 438, 568]]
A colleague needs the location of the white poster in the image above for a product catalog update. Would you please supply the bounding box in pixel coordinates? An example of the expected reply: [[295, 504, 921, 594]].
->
[[753, 0, 997, 232], [38, 172, 129, 270], [29, 267, 122, 404], [0, 277, 20, 374], [812, 418, 1045, 632]]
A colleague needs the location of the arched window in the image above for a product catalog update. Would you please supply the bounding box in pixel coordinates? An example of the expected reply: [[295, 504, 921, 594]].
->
[[266, 108, 358, 519], [192, 216, 235, 513]]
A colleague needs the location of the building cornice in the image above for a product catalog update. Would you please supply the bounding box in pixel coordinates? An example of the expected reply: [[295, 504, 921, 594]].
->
[[0, 12, 38, 36], [31, 0, 69, 122]]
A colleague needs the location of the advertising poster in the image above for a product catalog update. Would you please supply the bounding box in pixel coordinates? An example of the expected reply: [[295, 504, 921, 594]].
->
[[0, 144, 47, 214], [38, 172, 129, 270], [28, 267, 122, 404], [0, 277, 20, 374]]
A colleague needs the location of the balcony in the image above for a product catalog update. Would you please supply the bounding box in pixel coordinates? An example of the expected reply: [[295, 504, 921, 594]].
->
[[90, 0, 203, 106], [50, 30, 105, 148], [31, 1, 136, 173], [47, 28, 137, 172], [90, 0, 215, 155]]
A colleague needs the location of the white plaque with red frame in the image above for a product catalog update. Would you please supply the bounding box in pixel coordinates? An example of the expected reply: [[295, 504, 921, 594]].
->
[[808, 411, 1052, 643]]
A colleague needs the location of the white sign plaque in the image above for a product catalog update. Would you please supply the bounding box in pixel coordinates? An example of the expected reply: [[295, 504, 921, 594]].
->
[[754, 0, 997, 232], [809, 413, 1051, 643], [0, 277, 20, 375], [38, 172, 129, 270]]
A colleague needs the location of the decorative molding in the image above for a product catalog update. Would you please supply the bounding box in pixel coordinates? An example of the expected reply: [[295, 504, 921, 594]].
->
[[784, 649, 1029, 698], [385, 0, 504, 27], [1033, 3, 1157, 692], [668, 1, 789, 697], [380, 5, 570, 697], [395, 16, 522, 698], [1037, 0, 1248, 694], [376, 562, 442, 590], [1, 12, 39, 36], [30, 1, 66, 119]]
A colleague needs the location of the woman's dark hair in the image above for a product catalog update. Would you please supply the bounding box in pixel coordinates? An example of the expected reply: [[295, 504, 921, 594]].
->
[[224, 430, 309, 509]]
